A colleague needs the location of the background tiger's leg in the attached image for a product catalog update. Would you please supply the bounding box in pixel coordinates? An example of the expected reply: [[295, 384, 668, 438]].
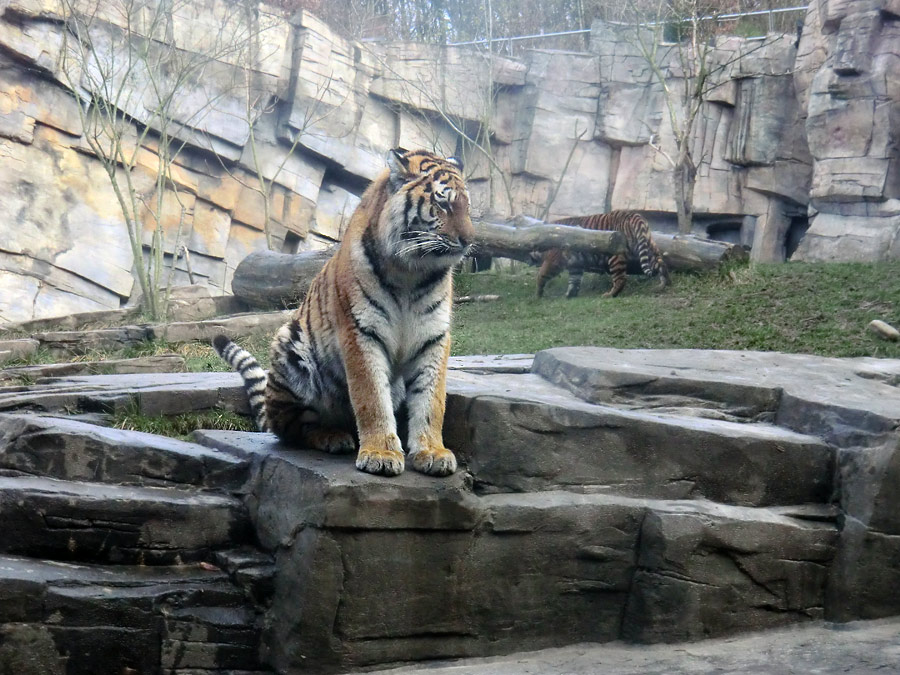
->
[[404, 335, 457, 477], [603, 255, 628, 297], [564, 255, 584, 298], [536, 249, 564, 297], [341, 328, 405, 477]]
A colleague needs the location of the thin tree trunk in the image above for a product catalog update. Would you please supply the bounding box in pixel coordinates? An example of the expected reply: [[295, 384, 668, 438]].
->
[[673, 149, 697, 235]]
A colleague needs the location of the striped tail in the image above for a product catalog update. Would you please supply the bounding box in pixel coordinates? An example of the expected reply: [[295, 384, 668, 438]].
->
[[212, 335, 268, 431]]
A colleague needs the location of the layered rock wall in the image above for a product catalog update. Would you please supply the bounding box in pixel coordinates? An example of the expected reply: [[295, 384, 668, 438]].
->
[[0, 0, 896, 324]]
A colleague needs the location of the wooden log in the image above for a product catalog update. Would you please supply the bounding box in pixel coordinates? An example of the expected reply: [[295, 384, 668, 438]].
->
[[652, 233, 749, 272], [230, 226, 747, 309], [231, 248, 335, 309], [474, 217, 627, 264]]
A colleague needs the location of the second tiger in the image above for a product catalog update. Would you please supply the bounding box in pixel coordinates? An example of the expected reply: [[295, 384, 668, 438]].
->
[[535, 211, 670, 298]]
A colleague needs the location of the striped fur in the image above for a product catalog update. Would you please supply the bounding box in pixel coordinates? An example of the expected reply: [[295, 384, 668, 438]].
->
[[214, 148, 473, 477], [213, 336, 268, 430], [536, 211, 670, 298]]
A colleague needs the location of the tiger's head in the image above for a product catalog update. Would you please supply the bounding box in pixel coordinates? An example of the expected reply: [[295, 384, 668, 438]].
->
[[383, 148, 474, 270]]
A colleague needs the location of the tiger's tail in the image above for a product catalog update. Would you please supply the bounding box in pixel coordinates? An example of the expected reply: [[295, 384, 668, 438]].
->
[[632, 216, 671, 290], [212, 335, 268, 431]]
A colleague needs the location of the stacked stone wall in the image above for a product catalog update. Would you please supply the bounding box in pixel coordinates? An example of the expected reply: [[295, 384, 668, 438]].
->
[[0, 0, 896, 324]]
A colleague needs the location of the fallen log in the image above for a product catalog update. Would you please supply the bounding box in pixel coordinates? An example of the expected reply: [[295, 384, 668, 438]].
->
[[232, 248, 335, 309], [474, 216, 627, 264], [652, 233, 749, 272], [230, 224, 747, 309], [232, 221, 627, 308], [653, 232, 750, 272]]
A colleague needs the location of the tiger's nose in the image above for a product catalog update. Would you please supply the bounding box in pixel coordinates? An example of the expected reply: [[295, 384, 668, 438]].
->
[[458, 235, 472, 248]]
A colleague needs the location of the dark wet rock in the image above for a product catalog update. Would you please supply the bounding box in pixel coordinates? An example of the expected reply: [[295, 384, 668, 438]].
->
[[0, 346, 897, 672]]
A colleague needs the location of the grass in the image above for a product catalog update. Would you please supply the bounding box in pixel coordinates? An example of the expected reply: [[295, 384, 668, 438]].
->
[[451, 261, 900, 359], [4, 260, 897, 440], [3, 263, 899, 375], [111, 404, 256, 440]]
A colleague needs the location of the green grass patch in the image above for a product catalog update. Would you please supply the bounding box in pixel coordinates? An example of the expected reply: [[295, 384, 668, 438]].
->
[[451, 261, 900, 359], [111, 404, 256, 440], [3, 263, 898, 385]]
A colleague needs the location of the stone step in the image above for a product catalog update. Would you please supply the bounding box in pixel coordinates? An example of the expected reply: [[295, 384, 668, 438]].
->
[[0, 553, 267, 674], [0, 371, 247, 416], [0, 338, 39, 364], [190, 432, 840, 672], [0, 413, 250, 490], [445, 371, 834, 507], [0, 475, 251, 565], [0, 354, 187, 383], [29, 311, 288, 357]]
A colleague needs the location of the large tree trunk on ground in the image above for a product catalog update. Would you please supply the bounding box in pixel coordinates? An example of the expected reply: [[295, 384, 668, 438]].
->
[[232, 248, 335, 309], [231, 220, 627, 307], [653, 233, 748, 271], [474, 217, 627, 264], [230, 226, 746, 309]]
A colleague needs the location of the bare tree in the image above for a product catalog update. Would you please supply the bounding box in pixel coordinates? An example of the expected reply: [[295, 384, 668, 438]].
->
[[57, 0, 254, 319], [609, 0, 772, 234]]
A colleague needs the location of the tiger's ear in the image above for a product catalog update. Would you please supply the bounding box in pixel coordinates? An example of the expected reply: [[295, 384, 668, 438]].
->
[[387, 148, 411, 191], [447, 156, 464, 171]]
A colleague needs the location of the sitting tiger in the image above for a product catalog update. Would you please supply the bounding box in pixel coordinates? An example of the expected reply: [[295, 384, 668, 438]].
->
[[535, 211, 670, 298], [213, 148, 473, 477]]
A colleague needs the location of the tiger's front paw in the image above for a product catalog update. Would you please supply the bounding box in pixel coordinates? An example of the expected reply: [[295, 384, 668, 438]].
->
[[356, 434, 405, 476], [408, 441, 458, 477]]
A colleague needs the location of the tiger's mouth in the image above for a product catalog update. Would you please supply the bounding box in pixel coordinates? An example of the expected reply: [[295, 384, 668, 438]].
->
[[398, 231, 471, 259]]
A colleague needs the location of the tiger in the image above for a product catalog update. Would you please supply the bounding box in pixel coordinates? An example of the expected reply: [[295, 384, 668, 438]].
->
[[213, 148, 473, 477], [535, 211, 670, 299]]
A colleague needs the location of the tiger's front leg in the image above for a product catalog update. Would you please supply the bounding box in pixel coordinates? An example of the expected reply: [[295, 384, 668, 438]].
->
[[341, 325, 406, 477], [404, 335, 457, 477]]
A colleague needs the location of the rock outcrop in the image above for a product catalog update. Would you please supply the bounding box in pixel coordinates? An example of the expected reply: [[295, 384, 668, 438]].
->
[[0, 347, 898, 672], [0, 0, 896, 324]]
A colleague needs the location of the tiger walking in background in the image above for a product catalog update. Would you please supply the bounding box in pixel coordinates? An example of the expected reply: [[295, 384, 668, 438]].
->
[[535, 211, 670, 298], [214, 148, 473, 477]]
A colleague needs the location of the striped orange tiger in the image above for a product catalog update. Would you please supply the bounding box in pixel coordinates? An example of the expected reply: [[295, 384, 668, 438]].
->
[[535, 211, 670, 298], [214, 149, 473, 477]]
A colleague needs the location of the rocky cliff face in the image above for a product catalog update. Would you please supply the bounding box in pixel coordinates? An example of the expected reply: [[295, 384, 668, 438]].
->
[[793, 0, 900, 261], [0, 0, 896, 324]]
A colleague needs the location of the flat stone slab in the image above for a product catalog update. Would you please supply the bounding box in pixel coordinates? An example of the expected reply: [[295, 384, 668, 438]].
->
[[0, 307, 141, 336], [359, 617, 900, 675], [195, 431, 479, 546], [0, 347, 898, 671], [533, 347, 900, 444], [28, 311, 289, 356], [153, 311, 289, 344], [0, 354, 186, 383], [0, 414, 249, 490], [0, 372, 248, 416], [0, 475, 250, 564], [0, 338, 39, 364], [0, 366, 835, 507], [192, 430, 838, 671], [446, 370, 833, 505], [0, 553, 265, 674]]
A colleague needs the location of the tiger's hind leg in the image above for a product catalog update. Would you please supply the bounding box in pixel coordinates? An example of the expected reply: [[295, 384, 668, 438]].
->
[[265, 387, 355, 454], [266, 322, 356, 454], [602, 255, 628, 297]]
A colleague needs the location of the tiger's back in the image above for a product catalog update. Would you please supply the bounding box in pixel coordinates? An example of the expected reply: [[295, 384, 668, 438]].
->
[[536, 210, 670, 298], [215, 148, 473, 478]]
